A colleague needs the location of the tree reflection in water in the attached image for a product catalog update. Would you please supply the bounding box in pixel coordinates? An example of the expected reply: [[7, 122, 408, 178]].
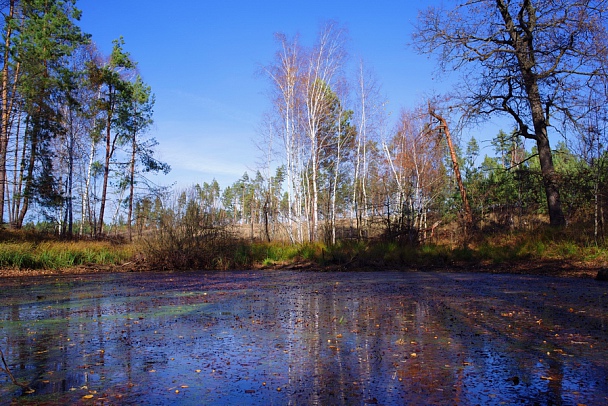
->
[[0, 271, 606, 405]]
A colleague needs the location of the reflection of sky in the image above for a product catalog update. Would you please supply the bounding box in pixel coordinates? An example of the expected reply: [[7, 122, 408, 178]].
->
[[1, 272, 607, 404]]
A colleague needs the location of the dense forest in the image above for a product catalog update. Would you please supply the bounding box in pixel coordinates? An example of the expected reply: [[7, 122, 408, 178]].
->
[[0, 0, 169, 239], [1, 1, 607, 262]]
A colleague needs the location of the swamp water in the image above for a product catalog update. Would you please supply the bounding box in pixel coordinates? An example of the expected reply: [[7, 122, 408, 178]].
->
[[0, 271, 607, 405]]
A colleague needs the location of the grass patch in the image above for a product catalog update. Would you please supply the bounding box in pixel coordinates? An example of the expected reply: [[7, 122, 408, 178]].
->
[[0, 235, 132, 270], [250, 242, 326, 266]]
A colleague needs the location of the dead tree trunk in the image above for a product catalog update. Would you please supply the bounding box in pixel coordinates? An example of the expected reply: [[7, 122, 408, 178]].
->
[[429, 107, 473, 233]]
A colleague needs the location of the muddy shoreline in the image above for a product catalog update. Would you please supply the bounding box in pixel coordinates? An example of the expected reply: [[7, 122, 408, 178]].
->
[[0, 258, 602, 279]]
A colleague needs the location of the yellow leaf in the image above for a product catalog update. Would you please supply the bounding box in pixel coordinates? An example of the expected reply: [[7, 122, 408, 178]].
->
[[82, 394, 94, 399]]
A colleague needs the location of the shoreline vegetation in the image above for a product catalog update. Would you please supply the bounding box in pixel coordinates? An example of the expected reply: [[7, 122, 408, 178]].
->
[[0, 226, 605, 279]]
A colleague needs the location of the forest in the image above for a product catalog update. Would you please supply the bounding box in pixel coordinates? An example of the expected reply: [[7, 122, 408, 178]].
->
[[0, 0, 607, 273], [3, 2, 608, 403]]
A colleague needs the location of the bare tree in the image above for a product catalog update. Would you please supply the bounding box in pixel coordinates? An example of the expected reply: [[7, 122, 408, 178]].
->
[[264, 22, 348, 242], [381, 106, 446, 242], [303, 21, 348, 241], [414, 0, 608, 226], [352, 60, 386, 238], [264, 33, 304, 243]]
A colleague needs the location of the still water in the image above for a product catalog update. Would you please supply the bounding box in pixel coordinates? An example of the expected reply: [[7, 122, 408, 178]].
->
[[1, 271, 607, 405]]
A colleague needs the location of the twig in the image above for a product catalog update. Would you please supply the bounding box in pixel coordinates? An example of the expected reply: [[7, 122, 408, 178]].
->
[[0, 346, 35, 394]]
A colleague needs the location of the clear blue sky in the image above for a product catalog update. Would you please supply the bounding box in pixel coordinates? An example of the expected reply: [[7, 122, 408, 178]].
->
[[78, 0, 504, 189]]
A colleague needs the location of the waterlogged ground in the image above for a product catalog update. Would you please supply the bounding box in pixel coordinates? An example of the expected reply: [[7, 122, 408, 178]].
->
[[0, 271, 607, 405]]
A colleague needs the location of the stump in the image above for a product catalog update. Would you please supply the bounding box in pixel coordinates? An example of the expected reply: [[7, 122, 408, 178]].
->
[[596, 268, 608, 281]]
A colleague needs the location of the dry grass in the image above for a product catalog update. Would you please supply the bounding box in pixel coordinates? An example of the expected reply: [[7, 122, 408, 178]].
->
[[1, 218, 605, 276], [0, 229, 133, 270]]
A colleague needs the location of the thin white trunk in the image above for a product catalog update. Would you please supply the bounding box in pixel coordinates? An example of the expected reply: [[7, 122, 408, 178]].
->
[[80, 140, 96, 236], [330, 112, 343, 245]]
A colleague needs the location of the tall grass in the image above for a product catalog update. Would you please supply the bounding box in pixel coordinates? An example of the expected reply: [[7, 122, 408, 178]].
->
[[0, 240, 132, 270], [244, 224, 607, 269], [470, 224, 607, 264], [2, 222, 605, 272]]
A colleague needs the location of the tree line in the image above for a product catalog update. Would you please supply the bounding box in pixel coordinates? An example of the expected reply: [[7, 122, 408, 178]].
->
[[149, 115, 606, 247], [0, 0, 169, 238], [142, 1, 607, 246], [3, 0, 607, 247]]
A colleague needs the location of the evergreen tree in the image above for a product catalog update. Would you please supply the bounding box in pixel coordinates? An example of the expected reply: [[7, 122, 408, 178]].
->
[[7, 0, 88, 227]]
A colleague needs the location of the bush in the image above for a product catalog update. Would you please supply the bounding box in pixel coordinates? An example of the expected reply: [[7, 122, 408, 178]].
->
[[142, 196, 245, 270]]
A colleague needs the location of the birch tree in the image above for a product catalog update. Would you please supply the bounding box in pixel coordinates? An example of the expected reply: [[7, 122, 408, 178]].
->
[[353, 60, 386, 238], [264, 22, 348, 242], [303, 21, 347, 241], [264, 33, 303, 242]]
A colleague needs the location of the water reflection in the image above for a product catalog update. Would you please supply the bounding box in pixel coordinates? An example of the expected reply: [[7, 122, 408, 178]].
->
[[0, 271, 607, 405]]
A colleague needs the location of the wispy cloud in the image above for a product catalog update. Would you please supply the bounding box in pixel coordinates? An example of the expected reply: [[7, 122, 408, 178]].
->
[[168, 90, 260, 127], [153, 122, 255, 186]]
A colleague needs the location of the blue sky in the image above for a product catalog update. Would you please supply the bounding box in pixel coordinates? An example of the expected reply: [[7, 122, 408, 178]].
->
[[78, 0, 505, 189]]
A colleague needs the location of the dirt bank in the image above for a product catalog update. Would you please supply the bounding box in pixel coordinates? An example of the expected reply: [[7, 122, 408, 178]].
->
[[0, 258, 603, 279]]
